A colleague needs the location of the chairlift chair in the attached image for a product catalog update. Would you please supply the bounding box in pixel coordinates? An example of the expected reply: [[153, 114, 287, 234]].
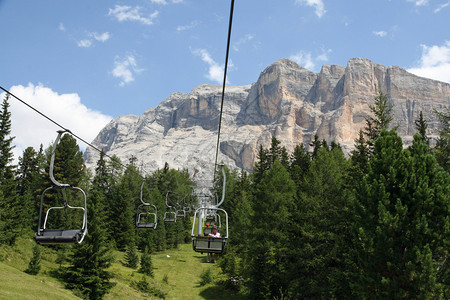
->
[[191, 164, 228, 254], [191, 207, 228, 254], [163, 191, 177, 223], [136, 182, 157, 229], [34, 130, 88, 245]]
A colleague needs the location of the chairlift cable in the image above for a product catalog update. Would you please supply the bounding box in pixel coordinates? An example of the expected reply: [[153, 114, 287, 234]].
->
[[0, 85, 147, 178], [213, 0, 235, 183]]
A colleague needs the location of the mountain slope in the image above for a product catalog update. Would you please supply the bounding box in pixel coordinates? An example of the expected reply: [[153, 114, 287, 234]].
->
[[85, 58, 450, 184]]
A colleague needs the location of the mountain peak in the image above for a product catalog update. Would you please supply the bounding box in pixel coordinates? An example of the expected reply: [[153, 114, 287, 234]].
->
[[85, 58, 449, 184]]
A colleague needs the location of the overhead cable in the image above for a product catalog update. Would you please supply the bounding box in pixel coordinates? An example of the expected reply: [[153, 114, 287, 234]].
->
[[0, 85, 137, 174], [213, 0, 235, 182]]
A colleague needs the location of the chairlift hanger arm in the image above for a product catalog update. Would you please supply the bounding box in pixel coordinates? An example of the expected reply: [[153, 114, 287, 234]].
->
[[139, 181, 150, 205], [49, 130, 71, 188], [215, 164, 226, 208]]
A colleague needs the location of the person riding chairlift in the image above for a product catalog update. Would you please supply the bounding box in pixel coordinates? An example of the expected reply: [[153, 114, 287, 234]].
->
[[208, 225, 220, 262]]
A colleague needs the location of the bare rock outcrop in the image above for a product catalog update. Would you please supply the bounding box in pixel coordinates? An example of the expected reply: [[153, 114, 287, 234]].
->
[[84, 58, 449, 184]]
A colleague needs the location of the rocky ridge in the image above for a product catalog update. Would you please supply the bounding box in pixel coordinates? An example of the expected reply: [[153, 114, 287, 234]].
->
[[84, 58, 450, 184]]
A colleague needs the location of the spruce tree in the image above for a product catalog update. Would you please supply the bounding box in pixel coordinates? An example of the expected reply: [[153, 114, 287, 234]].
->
[[287, 146, 354, 298], [110, 164, 139, 250], [0, 94, 15, 180], [414, 110, 430, 145], [364, 87, 393, 152], [246, 160, 296, 299], [63, 153, 115, 299], [139, 246, 154, 277], [352, 130, 449, 298], [433, 107, 449, 172], [25, 243, 41, 275], [124, 244, 139, 269], [289, 143, 310, 187], [310, 134, 321, 158], [0, 94, 20, 245], [350, 129, 370, 179], [16, 146, 45, 229]]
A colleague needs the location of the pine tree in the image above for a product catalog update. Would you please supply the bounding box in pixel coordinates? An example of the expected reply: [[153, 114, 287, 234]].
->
[[352, 130, 449, 298], [433, 107, 449, 172], [25, 243, 41, 275], [287, 146, 354, 298], [0, 94, 20, 245], [246, 160, 296, 299], [289, 143, 310, 187], [364, 87, 393, 152], [252, 144, 270, 185], [63, 153, 115, 299], [310, 134, 321, 158], [110, 164, 139, 250], [124, 244, 139, 269], [350, 129, 370, 179], [414, 110, 430, 145], [139, 246, 154, 277], [16, 146, 45, 229], [0, 94, 15, 180]]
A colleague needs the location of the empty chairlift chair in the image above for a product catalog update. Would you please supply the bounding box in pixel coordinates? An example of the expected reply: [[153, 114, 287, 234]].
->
[[136, 182, 157, 229], [163, 191, 177, 223], [176, 196, 187, 218], [34, 130, 88, 245]]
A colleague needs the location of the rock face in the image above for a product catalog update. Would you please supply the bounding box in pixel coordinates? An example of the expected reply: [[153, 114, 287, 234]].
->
[[84, 58, 450, 184]]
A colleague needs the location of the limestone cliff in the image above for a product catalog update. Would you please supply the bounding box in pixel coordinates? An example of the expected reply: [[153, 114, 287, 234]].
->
[[84, 58, 450, 183]]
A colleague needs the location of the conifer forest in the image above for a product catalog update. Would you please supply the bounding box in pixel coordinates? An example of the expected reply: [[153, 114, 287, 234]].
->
[[0, 90, 449, 299]]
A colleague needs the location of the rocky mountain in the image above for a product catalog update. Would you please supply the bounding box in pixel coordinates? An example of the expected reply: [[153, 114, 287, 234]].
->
[[84, 58, 450, 184]]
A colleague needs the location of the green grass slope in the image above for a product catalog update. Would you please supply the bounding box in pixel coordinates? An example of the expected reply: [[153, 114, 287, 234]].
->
[[0, 262, 78, 300], [0, 234, 244, 299]]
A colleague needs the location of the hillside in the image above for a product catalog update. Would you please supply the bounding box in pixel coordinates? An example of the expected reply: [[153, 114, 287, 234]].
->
[[84, 58, 450, 184], [0, 234, 241, 299]]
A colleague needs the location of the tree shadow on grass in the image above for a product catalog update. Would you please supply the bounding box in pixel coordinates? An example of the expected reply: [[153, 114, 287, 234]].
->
[[193, 255, 210, 263], [199, 285, 247, 300]]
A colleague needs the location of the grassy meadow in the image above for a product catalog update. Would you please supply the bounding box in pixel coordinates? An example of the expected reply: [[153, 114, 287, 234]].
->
[[0, 232, 244, 299]]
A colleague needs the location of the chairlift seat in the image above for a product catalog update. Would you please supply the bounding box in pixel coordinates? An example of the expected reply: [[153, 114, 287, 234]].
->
[[136, 210, 157, 229], [192, 236, 227, 254], [34, 229, 84, 244], [136, 222, 157, 229], [164, 211, 176, 223], [176, 210, 186, 218]]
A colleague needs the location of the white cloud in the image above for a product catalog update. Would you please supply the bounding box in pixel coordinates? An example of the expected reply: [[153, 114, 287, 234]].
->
[[1, 84, 112, 162], [407, 41, 450, 84], [406, 0, 429, 6], [373, 30, 387, 37], [77, 32, 110, 48], [108, 5, 159, 25], [77, 39, 92, 48], [112, 55, 143, 86], [295, 0, 326, 18], [176, 21, 199, 32], [290, 49, 331, 71], [290, 51, 315, 70], [192, 49, 228, 84], [232, 34, 255, 51], [59, 23, 66, 32], [434, 1, 449, 13], [91, 32, 111, 42]]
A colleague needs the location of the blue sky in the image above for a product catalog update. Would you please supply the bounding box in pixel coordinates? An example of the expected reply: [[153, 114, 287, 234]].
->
[[0, 0, 449, 159]]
